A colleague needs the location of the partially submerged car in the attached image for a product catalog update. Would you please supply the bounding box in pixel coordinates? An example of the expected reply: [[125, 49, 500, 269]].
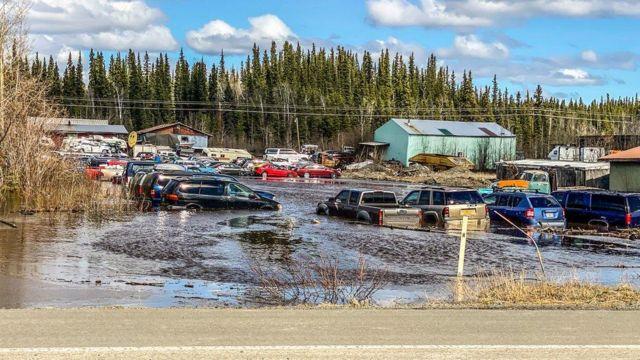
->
[[317, 189, 423, 229], [401, 186, 488, 230], [161, 177, 281, 210], [484, 191, 565, 228], [553, 190, 640, 230]]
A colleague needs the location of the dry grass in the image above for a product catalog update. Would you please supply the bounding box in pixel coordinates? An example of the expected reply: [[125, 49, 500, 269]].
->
[[453, 271, 640, 309], [252, 255, 389, 306]]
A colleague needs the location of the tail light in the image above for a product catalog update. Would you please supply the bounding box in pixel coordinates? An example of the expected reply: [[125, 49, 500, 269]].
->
[[626, 213, 632, 226], [137, 186, 143, 195], [150, 189, 156, 197], [525, 208, 535, 219], [378, 209, 384, 226], [483, 205, 487, 217], [165, 194, 179, 202], [443, 207, 450, 218]]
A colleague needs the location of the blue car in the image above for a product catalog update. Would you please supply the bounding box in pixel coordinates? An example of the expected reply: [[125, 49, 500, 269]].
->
[[484, 191, 565, 228], [553, 190, 640, 230]]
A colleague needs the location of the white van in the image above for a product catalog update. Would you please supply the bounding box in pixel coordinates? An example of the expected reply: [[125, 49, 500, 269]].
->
[[263, 148, 309, 163]]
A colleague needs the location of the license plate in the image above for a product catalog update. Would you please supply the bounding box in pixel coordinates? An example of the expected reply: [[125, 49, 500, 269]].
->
[[544, 212, 555, 219], [461, 209, 476, 216]]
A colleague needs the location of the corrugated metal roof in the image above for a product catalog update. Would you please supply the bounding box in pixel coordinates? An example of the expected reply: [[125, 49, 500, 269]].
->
[[31, 117, 110, 126], [52, 124, 129, 135], [390, 118, 514, 137], [600, 146, 640, 162], [138, 122, 213, 137]]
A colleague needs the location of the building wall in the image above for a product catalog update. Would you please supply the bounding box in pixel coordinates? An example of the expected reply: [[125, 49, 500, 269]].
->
[[405, 135, 516, 169], [610, 162, 640, 192], [373, 120, 410, 164]]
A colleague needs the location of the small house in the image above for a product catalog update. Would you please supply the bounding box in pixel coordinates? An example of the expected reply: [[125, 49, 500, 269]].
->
[[601, 147, 640, 192], [36, 117, 128, 146], [373, 119, 516, 169], [137, 122, 212, 150]]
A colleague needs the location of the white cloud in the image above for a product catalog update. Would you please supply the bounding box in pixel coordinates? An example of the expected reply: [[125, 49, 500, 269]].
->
[[438, 34, 509, 60], [29, 0, 178, 55], [553, 68, 602, 85], [29, 0, 165, 34], [362, 36, 428, 64], [186, 14, 296, 55], [367, 0, 640, 28], [581, 50, 598, 62]]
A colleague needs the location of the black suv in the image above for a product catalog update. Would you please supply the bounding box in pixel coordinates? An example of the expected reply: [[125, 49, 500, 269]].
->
[[161, 177, 280, 211]]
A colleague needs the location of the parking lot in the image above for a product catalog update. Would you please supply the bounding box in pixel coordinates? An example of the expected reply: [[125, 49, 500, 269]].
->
[[1, 177, 640, 308]]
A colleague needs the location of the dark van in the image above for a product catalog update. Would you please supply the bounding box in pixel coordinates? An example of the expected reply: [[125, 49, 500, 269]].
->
[[161, 178, 280, 211], [553, 190, 640, 229]]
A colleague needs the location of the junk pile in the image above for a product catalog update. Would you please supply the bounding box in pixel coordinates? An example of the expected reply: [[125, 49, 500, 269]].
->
[[342, 161, 493, 188]]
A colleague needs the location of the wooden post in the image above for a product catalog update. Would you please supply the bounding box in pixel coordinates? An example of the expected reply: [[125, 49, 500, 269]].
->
[[455, 216, 469, 302], [457, 216, 469, 277]]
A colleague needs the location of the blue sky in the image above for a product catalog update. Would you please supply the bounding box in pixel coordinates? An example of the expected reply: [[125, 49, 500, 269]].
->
[[28, 0, 640, 101]]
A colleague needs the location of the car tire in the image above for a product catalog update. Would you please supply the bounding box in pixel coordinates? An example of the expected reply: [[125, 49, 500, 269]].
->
[[316, 205, 329, 216], [186, 204, 202, 211], [330, 173, 337, 179], [304, 172, 310, 179], [357, 212, 372, 224]]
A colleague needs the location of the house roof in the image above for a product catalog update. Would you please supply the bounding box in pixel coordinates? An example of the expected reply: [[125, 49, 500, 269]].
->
[[389, 118, 514, 137], [600, 146, 640, 162], [50, 124, 128, 135], [32, 117, 110, 126], [137, 122, 212, 137]]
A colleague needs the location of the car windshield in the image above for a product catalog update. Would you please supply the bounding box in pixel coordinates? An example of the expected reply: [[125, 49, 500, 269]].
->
[[130, 164, 154, 174], [279, 149, 297, 154], [529, 196, 560, 208], [445, 191, 484, 205], [361, 192, 396, 204]]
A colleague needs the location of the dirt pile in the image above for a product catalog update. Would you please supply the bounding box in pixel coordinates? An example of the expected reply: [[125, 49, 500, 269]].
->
[[342, 162, 493, 188]]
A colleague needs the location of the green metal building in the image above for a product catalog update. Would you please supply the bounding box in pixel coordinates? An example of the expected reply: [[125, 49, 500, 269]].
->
[[601, 147, 640, 192], [373, 119, 516, 169]]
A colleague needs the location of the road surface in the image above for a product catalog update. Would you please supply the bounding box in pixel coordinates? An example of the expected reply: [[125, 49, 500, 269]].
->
[[0, 308, 639, 359]]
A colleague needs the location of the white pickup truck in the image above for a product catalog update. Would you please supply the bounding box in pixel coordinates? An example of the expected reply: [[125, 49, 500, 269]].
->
[[263, 148, 309, 163]]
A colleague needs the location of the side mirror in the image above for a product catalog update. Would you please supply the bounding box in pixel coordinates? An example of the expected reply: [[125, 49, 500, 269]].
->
[[249, 193, 258, 199]]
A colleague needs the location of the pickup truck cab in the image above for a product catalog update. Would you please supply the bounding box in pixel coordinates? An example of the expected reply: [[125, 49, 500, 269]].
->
[[316, 189, 423, 229]]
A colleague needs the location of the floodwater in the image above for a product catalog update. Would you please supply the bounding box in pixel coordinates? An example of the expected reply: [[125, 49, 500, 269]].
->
[[1, 178, 640, 308]]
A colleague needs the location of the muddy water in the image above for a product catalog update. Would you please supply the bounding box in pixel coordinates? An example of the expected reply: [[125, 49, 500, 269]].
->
[[1, 178, 640, 308]]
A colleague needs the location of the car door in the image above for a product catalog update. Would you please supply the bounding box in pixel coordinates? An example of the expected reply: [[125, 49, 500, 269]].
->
[[176, 181, 201, 206], [226, 182, 261, 209], [345, 191, 361, 219], [491, 194, 510, 221], [198, 180, 227, 209], [565, 192, 590, 226], [332, 190, 350, 216]]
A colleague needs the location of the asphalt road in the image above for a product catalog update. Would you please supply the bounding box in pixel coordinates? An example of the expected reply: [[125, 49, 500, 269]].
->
[[1, 308, 639, 359]]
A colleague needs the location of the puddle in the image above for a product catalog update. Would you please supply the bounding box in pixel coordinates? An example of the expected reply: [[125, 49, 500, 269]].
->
[[0, 178, 640, 308]]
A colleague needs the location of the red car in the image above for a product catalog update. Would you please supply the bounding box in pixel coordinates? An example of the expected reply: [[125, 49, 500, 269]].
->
[[296, 164, 341, 179], [255, 164, 298, 178]]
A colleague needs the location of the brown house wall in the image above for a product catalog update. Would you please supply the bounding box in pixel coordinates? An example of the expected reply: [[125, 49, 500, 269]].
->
[[153, 126, 203, 136]]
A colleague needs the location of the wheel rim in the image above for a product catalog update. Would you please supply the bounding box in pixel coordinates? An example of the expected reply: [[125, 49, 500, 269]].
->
[[304, 172, 310, 178]]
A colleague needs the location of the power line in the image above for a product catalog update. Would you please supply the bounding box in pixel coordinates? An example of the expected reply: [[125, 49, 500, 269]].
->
[[58, 102, 640, 124], [54, 96, 640, 120]]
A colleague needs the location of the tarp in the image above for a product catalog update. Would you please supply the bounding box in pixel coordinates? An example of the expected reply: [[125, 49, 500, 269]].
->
[[143, 133, 180, 148]]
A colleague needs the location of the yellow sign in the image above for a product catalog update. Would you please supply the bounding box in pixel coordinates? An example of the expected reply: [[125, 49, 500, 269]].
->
[[127, 131, 138, 148]]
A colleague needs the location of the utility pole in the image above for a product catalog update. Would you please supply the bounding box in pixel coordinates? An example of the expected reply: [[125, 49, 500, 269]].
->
[[295, 117, 301, 151]]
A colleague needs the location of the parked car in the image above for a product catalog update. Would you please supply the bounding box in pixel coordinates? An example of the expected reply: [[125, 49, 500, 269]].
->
[[254, 163, 298, 178], [296, 164, 341, 179], [141, 171, 241, 206], [128, 170, 152, 199], [263, 148, 309, 163], [553, 190, 640, 230], [161, 177, 281, 210], [123, 161, 156, 185], [400, 186, 488, 230], [484, 191, 565, 228], [72, 140, 112, 155], [316, 189, 423, 229], [213, 163, 249, 176]]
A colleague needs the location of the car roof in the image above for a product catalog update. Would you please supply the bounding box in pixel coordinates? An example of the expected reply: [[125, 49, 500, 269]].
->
[[419, 185, 475, 192], [555, 189, 640, 197]]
